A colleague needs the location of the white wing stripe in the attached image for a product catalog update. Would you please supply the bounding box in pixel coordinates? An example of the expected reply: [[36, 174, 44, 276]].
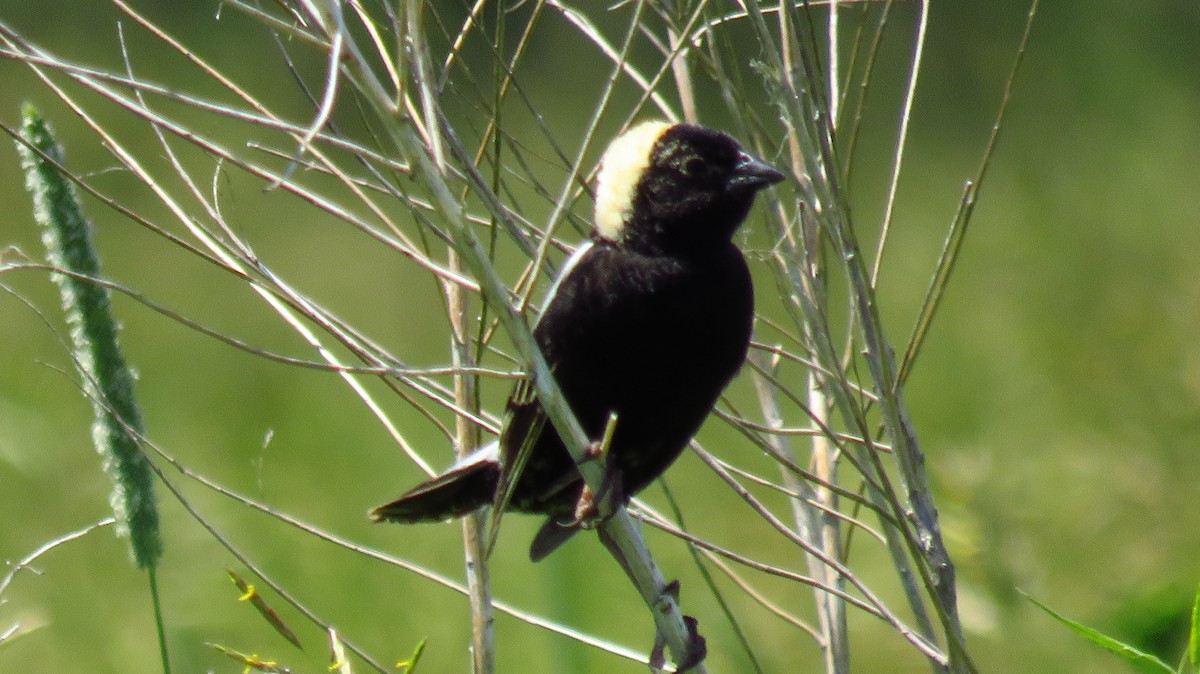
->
[[536, 239, 594, 322]]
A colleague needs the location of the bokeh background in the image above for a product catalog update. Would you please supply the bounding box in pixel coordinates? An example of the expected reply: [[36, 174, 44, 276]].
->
[[2, 2, 1199, 672]]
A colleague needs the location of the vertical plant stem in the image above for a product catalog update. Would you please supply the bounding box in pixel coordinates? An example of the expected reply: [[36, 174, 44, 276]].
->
[[751, 357, 848, 674], [745, 0, 971, 666], [450, 255, 494, 673], [828, 0, 840, 122], [148, 567, 171, 674], [440, 4, 494, 669], [806, 379, 848, 673], [869, 0, 929, 288]]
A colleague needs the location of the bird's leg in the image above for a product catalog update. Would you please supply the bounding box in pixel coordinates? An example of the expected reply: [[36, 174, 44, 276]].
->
[[570, 412, 621, 528], [571, 461, 624, 528]]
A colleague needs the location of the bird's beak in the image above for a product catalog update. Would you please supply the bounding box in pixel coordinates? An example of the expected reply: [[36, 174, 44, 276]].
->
[[729, 152, 786, 191]]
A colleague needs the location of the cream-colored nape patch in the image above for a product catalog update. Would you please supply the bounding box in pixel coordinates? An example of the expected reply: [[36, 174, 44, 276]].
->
[[594, 120, 671, 241]]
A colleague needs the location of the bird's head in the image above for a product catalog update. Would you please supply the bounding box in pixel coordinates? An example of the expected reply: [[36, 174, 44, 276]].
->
[[594, 121, 785, 255]]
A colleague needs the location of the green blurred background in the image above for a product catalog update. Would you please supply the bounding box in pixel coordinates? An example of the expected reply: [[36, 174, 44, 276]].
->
[[2, 2, 1199, 672]]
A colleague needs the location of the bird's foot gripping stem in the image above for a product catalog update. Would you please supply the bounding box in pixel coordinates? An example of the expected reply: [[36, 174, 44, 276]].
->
[[650, 580, 707, 673], [570, 412, 622, 528]]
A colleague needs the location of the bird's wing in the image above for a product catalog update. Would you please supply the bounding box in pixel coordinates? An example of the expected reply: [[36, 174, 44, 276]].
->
[[486, 243, 607, 545], [485, 375, 549, 551], [369, 453, 499, 523]]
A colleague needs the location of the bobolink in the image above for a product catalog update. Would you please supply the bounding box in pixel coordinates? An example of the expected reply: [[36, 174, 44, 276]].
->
[[371, 121, 784, 560]]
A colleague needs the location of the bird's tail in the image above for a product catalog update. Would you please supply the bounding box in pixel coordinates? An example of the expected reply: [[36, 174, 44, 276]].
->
[[369, 451, 499, 523]]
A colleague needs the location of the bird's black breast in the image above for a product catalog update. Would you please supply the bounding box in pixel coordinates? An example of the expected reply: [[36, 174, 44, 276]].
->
[[504, 239, 753, 514]]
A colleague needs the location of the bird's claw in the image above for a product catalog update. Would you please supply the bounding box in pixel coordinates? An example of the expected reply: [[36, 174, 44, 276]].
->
[[570, 446, 623, 529], [649, 610, 706, 673]]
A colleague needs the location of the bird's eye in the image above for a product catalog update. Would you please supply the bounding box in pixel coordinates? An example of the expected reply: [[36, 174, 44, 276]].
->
[[680, 156, 711, 179]]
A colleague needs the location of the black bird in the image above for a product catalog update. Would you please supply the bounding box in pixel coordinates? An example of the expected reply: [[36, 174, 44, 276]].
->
[[371, 121, 785, 560]]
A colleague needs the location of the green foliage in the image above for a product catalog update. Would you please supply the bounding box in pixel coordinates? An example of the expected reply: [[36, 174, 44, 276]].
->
[[395, 637, 426, 674], [227, 568, 303, 651], [1023, 588, 1200, 674], [1191, 589, 1200, 673]]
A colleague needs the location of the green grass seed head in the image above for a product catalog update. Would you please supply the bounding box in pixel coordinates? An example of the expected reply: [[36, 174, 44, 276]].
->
[[17, 104, 162, 570]]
